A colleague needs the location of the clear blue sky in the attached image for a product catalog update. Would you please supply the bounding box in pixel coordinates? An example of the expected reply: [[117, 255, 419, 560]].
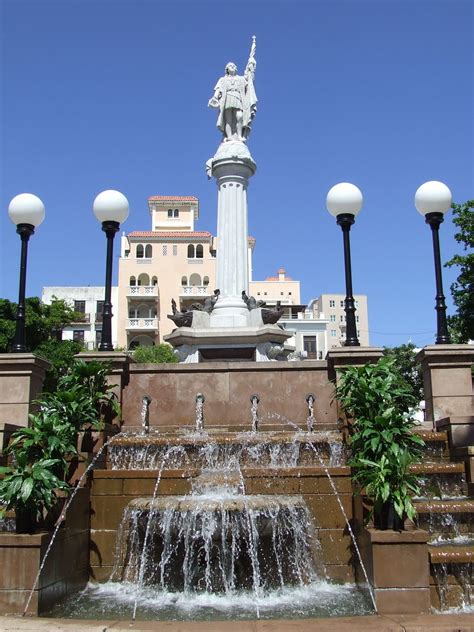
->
[[1, 0, 472, 347]]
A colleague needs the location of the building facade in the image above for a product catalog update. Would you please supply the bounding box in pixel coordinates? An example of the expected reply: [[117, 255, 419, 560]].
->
[[41, 286, 119, 350], [312, 294, 370, 348]]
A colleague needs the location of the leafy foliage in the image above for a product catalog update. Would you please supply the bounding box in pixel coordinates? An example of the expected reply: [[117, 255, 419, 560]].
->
[[0, 296, 83, 390], [0, 455, 70, 528], [445, 200, 474, 343], [382, 343, 424, 401], [132, 343, 178, 364], [334, 357, 425, 524], [35, 339, 84, 392]]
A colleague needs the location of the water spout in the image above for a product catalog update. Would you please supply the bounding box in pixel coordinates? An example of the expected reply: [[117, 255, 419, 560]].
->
[[141, 395, 152, 435], [250, 395, 260, 432], [195, 393, 205, 432], [306, 394, 316, 432]]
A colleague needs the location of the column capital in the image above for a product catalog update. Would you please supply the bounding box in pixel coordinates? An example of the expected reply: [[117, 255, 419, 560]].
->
[[327, 346, 384, 370]]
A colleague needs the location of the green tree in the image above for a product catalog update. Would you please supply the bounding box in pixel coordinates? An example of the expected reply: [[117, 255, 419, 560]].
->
[[445, 200, 474, 343], [0, 297, 82, 390], [0, 296, 78, 353], [35, 339, 84, 392], [132, 343, 178, 364], [382, 343, 424, 402]]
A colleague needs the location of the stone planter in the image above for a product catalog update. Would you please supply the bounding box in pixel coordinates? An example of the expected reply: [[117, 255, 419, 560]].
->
[[0, 488, 90, 615], [357, 527, 430, 614]]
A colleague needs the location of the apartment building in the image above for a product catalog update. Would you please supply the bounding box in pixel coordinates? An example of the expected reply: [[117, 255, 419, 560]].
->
[[312, 294, 370, 348], [41, 286, 119, 350]]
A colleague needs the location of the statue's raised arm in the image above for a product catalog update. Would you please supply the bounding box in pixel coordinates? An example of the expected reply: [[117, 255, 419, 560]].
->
[[208, 36, 258, 143]]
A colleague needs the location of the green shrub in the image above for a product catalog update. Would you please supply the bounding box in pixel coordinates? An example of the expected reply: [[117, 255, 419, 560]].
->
[[132, 343, 178, 364]]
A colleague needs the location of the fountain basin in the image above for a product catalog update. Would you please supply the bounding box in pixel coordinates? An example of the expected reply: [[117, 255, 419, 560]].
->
[[111, 492, 320, 593], [108, 430, 346, 470]]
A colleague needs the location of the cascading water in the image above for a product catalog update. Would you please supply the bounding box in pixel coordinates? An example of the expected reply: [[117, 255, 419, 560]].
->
[[306, 394, 316, 432], [112, 470, 319, 595], [250, 395, 259, 432], [195, 393, 205, 433]]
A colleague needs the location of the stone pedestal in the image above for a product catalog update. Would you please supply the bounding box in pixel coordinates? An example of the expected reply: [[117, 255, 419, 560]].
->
[[359, 528, 431, 614], [327, 347, 383, 385], [415, 345, 474, 422], [0, 353, 51, 430]]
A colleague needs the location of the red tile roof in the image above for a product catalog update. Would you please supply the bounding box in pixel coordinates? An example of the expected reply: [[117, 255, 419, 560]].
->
[[128, 231, 212, 238], [148, 196, 198, 201], [128, 231, 256, 245]]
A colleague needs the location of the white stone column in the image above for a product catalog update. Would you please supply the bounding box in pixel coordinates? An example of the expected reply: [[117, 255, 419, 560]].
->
[[209, 141, 256, 327]]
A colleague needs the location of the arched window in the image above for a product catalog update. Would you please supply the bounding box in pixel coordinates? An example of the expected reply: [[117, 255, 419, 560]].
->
[[181, 276, 188, 286], [136, 244, 144, 258], [151, 276, 158, 286], [189, 273, 201, 286], [203, 276, 209, 286], [173, 209, 179, 218], [196, 244, 204, 259], [167, 209, 173, 218], [187, 244, 195, 258], [129, 276, 136, 286], [138, 273, 150, 287], [145, 244, 152, 258]]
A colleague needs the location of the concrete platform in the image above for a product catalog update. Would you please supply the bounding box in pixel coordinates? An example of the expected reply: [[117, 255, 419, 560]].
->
[[1, 614, 474, 631]]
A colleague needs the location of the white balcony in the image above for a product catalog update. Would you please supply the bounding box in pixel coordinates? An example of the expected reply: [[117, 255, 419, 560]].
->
[[180, 285, 210, 296], [126, 318, 159, 330], [127, 285, 158, 298]]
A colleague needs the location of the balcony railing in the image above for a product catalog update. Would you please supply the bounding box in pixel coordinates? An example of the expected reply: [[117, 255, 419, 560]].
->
[[71, 313, 90, 324], [126, 318, 159, 330], [127, 285, 158, 297], [180, 285, 210, 296]]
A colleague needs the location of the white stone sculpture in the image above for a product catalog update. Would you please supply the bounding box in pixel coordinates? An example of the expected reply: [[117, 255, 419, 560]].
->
[[208, 36, 257, 142]]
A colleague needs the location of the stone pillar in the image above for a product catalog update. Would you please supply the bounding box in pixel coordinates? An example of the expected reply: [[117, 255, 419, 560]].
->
[[209, 140, 256, 328], [0, 353, 51, 430], [327, 347, 384, 385], [415, 344, 473, 422], [76, 352, 132, 423]]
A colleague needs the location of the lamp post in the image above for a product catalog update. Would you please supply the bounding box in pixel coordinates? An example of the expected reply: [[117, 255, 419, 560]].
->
[[414, 180, 452, 344], [8, 194, 46, 353], [93, 190, 129, 351], [326, 182, 363, 347]]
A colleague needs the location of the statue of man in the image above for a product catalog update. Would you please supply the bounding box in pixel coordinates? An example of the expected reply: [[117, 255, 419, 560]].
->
[[208, 36, 257, 142]]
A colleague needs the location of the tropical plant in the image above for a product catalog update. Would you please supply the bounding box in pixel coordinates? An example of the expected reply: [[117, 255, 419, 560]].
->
[[53, 360, 120, 428], [132, 343, 178, 364], [0, 456, 70, 533], [334, 357, 425, 526], [5, 410, 77, 474]]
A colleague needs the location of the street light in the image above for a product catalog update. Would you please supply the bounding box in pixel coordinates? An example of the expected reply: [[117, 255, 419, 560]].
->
[[414, 180, 452, 344], [93, 190, 129, 351], [8, 194, 46, 353], [326, 182, 363, 347]]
